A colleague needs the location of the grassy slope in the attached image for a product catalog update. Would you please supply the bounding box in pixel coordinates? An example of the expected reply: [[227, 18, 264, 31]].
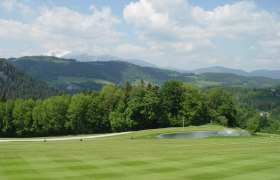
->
[[0, 125, 279, 179], [10, 57, 280, 92]]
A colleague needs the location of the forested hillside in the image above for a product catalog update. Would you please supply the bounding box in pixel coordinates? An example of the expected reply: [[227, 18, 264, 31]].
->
[[227, 85, 280, 132], [1, 80, 279, 137], [0, 58, 57, 99], [8, 56, 280, 93]]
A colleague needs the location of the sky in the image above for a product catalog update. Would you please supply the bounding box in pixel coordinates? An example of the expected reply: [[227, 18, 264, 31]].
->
[[0, 0, 280, 71]]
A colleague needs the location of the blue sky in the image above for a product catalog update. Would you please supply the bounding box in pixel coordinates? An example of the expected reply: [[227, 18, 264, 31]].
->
[[0, 0, 280, 71]]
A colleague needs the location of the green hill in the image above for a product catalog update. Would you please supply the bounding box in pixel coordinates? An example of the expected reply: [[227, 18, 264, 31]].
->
[[0, 58, 57, 99], [8, 56, 280, 93]]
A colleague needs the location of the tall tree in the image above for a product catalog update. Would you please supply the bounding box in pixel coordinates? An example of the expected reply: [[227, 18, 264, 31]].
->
[[66, 93, 90, 133], [86, 94, 111, 133], [205, 87, 237, 126], [180, 84, 211, 126], [99, 84, 122, 112], [109, 83, 133, 132], [1, 100, 15, 137], [160, 80, 185, 126], [32, 100, 46, 136], [12, 99, 35, 137], [42, 95, 70, 135]]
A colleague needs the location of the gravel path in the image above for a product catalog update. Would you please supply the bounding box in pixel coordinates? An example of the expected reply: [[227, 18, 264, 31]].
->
[[0, 132, 131, 142]]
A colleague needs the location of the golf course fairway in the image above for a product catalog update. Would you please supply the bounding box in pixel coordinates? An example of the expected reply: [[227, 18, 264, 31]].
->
[[0, 125, 279, 179]]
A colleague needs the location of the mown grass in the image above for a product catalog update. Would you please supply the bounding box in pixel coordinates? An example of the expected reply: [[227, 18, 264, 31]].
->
[[50, 76, 113, 85], [0, 125, 279, 179], [194, 80, 221, 88]]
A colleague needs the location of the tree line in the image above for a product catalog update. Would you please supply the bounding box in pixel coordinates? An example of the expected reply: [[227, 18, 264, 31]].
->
[[0, 80, 278, 137]]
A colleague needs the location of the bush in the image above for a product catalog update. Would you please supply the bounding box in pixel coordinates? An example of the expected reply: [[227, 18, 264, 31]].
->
[[246, 116, 259, 135]]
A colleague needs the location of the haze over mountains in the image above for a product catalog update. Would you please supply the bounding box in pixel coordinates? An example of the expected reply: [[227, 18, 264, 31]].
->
[[7, 56, 279, 94], [45, 50, 158, 68], [190, 66, 280, 79], [44, 50, 280, 79]]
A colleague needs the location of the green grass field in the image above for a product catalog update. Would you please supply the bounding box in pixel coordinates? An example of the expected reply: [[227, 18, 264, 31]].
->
[[0, 125, 279, 179], [50, 76, 114, 85]]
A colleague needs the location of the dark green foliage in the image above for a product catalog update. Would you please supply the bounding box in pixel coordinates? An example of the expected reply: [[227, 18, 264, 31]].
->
[[40, 95, 70, 135], [0, 100, 15, 137], [1, 55, 279, 136], [204, 87, 238, 127], [10, 56, 178, 93], [86, 96, 110, 133], [160, 80, 185, 120], [9, 56, 280, 94], [12, 99, 35, 137], [0, 77, 279, 137], [226, 85, 280, 133], [0, 58, 57, 99], [124, 86, 166, 130], [67, 93, 90, 133]]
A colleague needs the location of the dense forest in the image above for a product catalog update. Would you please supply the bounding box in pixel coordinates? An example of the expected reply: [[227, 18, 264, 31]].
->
[[0, 80, 279, 137], [227, 85, 280, 133], [8, 56, 280, 93], [0, 58, 57, 99]]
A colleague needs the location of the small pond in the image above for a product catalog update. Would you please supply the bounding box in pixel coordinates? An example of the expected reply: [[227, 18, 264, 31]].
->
[[157, 129, 249, 139]]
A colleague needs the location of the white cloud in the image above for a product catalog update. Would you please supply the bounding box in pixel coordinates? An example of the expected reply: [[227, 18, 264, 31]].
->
[[114, 44, 145, 56], [124, 0, 279, 41], [0, 5, 122, 57], [0, 0, 280, 70], [35, 6, 121, 43], [123, 0, 280, 70], [0, 19, 30, 39], [0, 0, 30, 15]]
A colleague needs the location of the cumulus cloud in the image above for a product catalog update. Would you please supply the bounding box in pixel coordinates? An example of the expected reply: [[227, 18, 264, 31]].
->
[[125, 0, 278, 39], [124, 0, 280, 70], [36, 6, 121, 41], [0, 4, 122, 56], [0, 0, 280, 70]]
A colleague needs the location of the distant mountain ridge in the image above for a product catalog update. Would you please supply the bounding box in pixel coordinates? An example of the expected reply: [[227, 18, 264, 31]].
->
[[8, 56, 280, 93], [249, 69, 280, 79], [65, 53, 158, 68], [63, 53, 122, 62], [44, 50, 279, 79], [192, 66, 280, 79], [192, 66, 247, 75]]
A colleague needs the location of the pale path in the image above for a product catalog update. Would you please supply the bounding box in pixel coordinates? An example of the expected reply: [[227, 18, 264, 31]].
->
[[0, 132, 131, 142]]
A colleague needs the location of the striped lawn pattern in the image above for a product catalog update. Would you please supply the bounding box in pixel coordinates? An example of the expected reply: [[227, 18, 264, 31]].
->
[[0, 126, 279, 179]]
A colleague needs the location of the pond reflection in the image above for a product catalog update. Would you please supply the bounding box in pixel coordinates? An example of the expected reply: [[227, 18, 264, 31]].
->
[[157, 129, 249, 139]]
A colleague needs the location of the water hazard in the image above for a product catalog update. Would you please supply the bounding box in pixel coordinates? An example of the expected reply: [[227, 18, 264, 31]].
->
[[157, 129, 249, 139]]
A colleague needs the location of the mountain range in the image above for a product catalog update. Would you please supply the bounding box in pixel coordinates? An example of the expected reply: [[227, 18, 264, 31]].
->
[[44, 50, 158, 68], [7, 56, 280, 93], [44, 50, 280, 79], [190, 66, 280, 79]]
